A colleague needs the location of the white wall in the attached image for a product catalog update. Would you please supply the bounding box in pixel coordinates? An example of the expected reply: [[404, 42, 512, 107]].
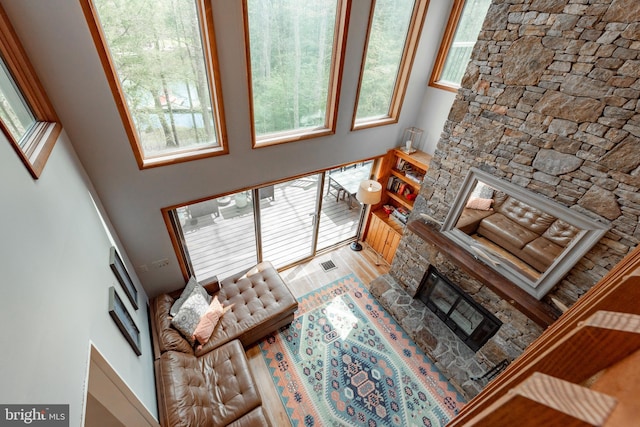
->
[[0, 131, 157, 425], [415, 0, 459, 154], [1, 0, 457, 295]]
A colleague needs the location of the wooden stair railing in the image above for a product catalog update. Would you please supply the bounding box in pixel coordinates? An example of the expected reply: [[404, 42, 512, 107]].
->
[[469, 372, 618, 426], [447, 245, 640, 427]]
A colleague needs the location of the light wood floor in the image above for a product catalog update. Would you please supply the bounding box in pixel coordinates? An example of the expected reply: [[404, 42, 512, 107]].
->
[[245, 243, 391, 427]]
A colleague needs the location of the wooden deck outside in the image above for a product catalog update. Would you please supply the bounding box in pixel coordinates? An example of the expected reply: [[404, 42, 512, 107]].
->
[[180, 168, 369, 281]]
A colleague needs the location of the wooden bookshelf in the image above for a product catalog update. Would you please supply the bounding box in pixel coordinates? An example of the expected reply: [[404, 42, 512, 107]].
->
[[364, 148, 432, 264]]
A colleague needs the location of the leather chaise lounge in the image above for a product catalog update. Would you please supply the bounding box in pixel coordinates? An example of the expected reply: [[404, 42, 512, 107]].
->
[[150, 261, 298, 426]]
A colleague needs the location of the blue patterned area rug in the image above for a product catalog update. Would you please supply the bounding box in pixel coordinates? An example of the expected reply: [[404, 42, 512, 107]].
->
[[259, 274, 465, 427]]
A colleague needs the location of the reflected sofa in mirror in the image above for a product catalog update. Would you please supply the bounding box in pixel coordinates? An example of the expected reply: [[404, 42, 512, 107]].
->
[[441, 168, 609, 300]]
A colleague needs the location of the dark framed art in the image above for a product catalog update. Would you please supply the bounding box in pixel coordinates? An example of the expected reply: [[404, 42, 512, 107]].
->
[[109, 246, 138, 309], [108, 286, 142, 356]]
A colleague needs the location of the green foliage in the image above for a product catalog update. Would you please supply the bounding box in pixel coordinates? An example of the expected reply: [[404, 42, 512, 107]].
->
[[441, 0, 492, 85], [93, 0, 218, 155], [356, 0, 416, 121], [247, 0, 336, 136]]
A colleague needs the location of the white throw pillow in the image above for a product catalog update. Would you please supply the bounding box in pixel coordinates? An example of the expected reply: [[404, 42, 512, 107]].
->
[[169, 276, 211, 316], [171, 292, 210, 346]]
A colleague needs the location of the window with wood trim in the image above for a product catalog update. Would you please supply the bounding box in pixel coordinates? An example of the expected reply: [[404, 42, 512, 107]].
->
[[0, 5, 61, 179], [353, 0, 428, 130], [243, 0, 349, 148], [81, 0, 227, 169], [429, 0, 491, 92]]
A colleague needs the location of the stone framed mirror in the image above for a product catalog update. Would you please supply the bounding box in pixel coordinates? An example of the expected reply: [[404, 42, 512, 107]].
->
[[440, 168, 610, 300]]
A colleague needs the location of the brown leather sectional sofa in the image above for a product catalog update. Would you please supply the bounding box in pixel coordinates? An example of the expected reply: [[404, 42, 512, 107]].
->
[[150, 261, 298, 426], [457, 194, 579, 273]]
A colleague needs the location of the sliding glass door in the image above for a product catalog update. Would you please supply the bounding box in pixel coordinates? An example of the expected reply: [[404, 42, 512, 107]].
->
[[174, 193, 259, 281], [170, 161, 374, 281], [317, 162, 373, 250], [259, 176, 322, 268]]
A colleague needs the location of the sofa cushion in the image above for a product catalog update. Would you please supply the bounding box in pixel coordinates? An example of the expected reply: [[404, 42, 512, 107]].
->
[[521, 237, 563, 273], [193, 296, 224, 347], [194, 261, 298, 356], [200, 340, 262, 425], [456, 208, 494, 234], [227, 406, 270, 427], [477, 213, 539, 251], [151, 294, 194, 356], [543, 219, 580, 247], [495, 196, 556, 234], [170, 276, 211, 316], [156, 340, 260, 427], [171, 292, 210, 346], [466, 197, 493, 210]]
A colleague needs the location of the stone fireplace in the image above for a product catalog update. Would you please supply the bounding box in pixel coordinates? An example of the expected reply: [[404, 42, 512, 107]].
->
[[370, 0, 640, 399], [416, 266, 502, 352]]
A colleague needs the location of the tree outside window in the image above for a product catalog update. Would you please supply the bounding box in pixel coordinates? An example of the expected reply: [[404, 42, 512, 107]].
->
[[353, 0, 429, 129], [430, 0, 492, 91], [0, 60, 35, 144], [83, 0, 227, 168], [244, 0, 347, 147], [0, 4, 61, 179]]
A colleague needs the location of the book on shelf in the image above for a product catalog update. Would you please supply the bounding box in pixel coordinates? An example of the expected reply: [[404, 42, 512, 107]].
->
[[397, 182, 408, 196], [405, 171, 424, 184], [387, 176, 402, 192], [387, 177, 414, 198], [389, 214, 407, 227], [395, 206, 410, 217], [391, 207, 410, 224]]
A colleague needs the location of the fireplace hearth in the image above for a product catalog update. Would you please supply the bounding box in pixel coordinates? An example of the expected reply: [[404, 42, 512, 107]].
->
[[416, 266, 501, 352]]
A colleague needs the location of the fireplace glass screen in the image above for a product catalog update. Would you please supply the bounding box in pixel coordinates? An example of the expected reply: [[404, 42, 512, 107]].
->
[[416, 267, 501, 352]]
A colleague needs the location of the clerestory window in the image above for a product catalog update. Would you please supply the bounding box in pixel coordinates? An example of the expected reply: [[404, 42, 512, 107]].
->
[[429, 0, 492, 92], [0, 5, 61, 179], [353, 0, 429, 130], [81, 0, 227, 168], [243, 0, 349, 147]]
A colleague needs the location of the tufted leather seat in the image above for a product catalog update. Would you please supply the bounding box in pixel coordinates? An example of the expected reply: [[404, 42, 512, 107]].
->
[[156, 340, 266, 427], [470, 196, 579, 273], [150, 261, 297, 426], [478, 212, 539, 250], [194, 262, 298, 357]]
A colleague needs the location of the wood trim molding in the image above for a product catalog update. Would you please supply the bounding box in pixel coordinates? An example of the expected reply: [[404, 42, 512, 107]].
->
[[79, 0, 228, 170], [407, 220, 559, 327], [0, 3, 61, 179], [428, 0, 465, 92], [352, 0, 430, 130]]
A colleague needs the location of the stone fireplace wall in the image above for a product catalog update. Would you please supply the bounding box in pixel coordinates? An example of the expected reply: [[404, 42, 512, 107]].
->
[[378, 0, 640, 399]]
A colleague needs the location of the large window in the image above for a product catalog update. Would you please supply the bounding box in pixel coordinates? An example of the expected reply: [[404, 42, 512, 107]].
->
[[429, 0, 491, 91], [353, 0, 428, 129], [243, 0, 348, 147], [0, 5, 61, 179], [81, 0, 227, 168]]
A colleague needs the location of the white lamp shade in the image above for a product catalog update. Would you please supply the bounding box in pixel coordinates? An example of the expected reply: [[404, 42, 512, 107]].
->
[[356, 179, 382, 205]]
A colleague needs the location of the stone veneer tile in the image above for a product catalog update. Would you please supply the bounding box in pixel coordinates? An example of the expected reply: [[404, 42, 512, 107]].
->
[[369, 274, 503, 400], [385, 0, 640, 401]]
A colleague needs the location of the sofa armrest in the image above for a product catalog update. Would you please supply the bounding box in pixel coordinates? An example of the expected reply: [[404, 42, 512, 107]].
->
[[199, 275, 219, 295], [221, 261, 276, 286]]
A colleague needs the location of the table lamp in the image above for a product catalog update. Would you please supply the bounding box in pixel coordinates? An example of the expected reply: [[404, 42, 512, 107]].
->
[[351, 179, 382, 251]]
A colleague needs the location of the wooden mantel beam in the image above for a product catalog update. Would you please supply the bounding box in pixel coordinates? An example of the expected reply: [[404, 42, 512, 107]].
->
[[407, 220, 559, 327]]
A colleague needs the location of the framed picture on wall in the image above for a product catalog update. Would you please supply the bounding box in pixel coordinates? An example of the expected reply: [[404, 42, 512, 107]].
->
[[109, 246, 138, 310], [108, 287, 141, 356]]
